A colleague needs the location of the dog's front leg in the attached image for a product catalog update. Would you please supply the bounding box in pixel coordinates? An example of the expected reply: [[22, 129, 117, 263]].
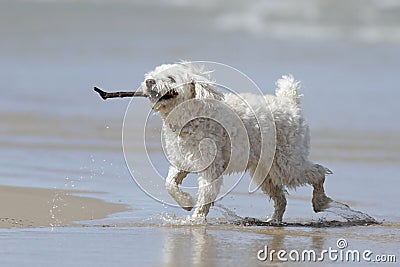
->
[[165, 166, 194, 211], [192, 173, 223, 219]]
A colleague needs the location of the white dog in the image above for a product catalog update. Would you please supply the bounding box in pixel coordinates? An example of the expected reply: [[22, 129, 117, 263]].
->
[[141, 63, 333, 222]]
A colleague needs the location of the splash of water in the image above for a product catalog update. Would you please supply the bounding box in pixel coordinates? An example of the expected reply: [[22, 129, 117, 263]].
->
[[156, 204, 247, 226], [158, 213, 207, 226], [49, 191, 64, 227], [153, 201, 378, 228], [324, 200, 378, 224], [213, 204, 244, 223], [213, 202, 379, 227]]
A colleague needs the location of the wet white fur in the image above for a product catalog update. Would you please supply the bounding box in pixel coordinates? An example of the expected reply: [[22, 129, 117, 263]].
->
[[142, 63, 332, 221]]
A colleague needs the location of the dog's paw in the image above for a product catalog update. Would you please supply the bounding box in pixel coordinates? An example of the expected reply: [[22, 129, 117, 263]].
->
[[266, 218, 282, 224], [182, 206, 193, 211], [191, 213, 207, 224], [312, 194, 333, 213], [177, 192, 195, 211]]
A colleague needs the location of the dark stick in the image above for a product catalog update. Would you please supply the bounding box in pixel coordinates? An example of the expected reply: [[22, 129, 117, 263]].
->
[[93, 86, 147, 100]]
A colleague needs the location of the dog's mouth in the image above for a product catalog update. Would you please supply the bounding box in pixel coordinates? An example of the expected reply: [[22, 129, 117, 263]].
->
[[159, 89, 179, 101], [149, 89, 178, 102]]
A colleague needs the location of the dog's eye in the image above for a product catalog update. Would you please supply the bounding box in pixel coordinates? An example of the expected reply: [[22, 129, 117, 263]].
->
[[168, 76, 176, 83]]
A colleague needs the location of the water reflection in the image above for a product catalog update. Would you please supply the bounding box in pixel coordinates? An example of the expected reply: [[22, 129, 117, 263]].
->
[[161, 227, 217, 267], [160, 225, 330, 266]]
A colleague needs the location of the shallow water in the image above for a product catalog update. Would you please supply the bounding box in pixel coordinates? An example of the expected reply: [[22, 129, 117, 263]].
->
[[1, 224, 399, 266], [1, 0, 400, 266]]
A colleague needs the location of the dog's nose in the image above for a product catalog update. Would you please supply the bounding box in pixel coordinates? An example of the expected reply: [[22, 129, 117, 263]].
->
[[146, 79, 156, 88]]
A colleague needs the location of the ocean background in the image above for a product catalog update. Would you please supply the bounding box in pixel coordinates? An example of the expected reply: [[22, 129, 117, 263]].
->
[[1, 0, 399, 266]]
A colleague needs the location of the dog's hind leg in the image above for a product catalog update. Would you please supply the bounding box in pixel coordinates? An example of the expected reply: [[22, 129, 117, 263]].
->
[[192, 174, 223, 219], [165, 166, 195, 211], [308, 165, 377, 223], [311, 177, 333, 212], [261, 180, 287, 222], [306, 164, 333, 212]]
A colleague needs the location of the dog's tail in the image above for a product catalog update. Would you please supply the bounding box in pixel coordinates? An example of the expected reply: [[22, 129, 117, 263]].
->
[[275, 75, 302, 106]]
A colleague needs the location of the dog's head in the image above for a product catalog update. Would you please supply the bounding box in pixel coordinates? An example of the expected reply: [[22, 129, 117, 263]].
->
[[141, 63, 224, 117]]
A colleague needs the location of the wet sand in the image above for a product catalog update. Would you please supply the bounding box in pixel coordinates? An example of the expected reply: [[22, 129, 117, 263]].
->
[[0, 186, 128, 228]]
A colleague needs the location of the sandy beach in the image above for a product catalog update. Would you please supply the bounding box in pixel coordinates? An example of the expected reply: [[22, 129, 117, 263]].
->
[[0, 186, 128, 228]]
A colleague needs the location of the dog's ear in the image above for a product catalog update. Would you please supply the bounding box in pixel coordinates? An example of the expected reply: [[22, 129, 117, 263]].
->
[[190, 81, 224, 100]]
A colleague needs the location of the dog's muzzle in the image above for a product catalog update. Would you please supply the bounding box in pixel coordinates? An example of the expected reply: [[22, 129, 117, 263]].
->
[[144, 79, 179, 103], [146, 79, 156, 88], [145, 79, 160, 100]]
